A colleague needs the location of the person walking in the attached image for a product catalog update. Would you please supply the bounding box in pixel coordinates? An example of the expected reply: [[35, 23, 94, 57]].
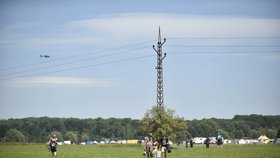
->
[[205, 137, 210, 149], [48, 134, 58, 157], [159, 136, 169, 158], [145, 133, 157, 158]]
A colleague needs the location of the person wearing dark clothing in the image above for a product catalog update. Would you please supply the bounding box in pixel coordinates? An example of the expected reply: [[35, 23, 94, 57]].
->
[[48, 134, 58, 157], [190, 139, 194, 148], [159, 136, 169, 158], [204, 137, 210, 149], [216, 133, 223, 149]]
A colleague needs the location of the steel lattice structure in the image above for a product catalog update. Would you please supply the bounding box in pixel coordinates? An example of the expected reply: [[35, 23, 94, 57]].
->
[[153, 28, 166, 107]]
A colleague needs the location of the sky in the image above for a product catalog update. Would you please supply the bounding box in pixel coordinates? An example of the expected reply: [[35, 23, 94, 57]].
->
[[0, 0, 280, 120]]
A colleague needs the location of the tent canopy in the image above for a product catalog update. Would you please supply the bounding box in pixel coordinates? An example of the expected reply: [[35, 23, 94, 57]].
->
[[258, 135, 269, 140]]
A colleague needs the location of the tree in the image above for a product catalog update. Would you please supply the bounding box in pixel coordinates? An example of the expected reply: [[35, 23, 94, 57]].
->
[[266, 129, 277, 139], [80, 133, 90, 142], [64, 131, 78, 143], [0, 115, 279, 143], [140, 106, 187, 141], [5, 129, 26, 143], [216, 129, 230, 139], [199, 119, 218, 137]]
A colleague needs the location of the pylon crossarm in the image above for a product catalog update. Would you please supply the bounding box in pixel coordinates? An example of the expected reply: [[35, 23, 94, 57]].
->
[[153, 45, 159, 54], [161, 53, 167, 61], [162, 38, 166, 45]]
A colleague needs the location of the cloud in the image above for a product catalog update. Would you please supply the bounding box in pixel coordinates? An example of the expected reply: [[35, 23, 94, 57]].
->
[[2, 13, 280, 51], [68, 13, 280, 39], [8, 76, 117, 87]]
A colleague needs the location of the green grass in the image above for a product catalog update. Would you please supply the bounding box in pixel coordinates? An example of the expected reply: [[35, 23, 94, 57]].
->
[[0, 144, 279, 158]]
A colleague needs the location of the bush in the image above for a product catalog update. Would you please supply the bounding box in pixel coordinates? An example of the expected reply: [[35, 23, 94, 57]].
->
[[5, 129, 26, 143]]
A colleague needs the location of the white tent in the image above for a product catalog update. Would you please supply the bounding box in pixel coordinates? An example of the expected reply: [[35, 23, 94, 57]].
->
[[258, 135, 270, 144]]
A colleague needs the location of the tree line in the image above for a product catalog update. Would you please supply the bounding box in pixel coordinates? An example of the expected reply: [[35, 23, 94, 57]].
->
[[0, 114, 279, 143], [187, 115, 280, 139]]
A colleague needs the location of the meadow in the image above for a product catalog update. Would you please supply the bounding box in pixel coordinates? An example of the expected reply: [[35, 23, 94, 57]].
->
[[0, 143, 279, 158]]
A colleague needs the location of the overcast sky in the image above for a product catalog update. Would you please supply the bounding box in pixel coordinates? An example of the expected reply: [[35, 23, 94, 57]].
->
[[0, 0, 280, 120]]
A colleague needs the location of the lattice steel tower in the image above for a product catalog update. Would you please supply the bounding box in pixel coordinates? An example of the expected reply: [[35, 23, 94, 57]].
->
[[153, 28, 166, 107]]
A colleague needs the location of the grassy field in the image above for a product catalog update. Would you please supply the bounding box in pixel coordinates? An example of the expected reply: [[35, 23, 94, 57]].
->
[[0, 144, 279, 158]]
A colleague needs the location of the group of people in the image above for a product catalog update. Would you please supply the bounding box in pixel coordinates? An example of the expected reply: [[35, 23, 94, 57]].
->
[[143, 133, 171, 158], [185, 133, 224, 149], [47, 132, 223, 157], [204, 133, 224, 149]]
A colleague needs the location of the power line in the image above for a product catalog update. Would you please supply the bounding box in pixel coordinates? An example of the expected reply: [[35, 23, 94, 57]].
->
[[167, 50, 280, 55], [1, 37, 278, 72], [0, 46, 150, 77], [2, 37, 279, 80], [166, 44, 280, 48], [0, 54, 155, 81], [2, 49, 278, 79], [0, 40, 156, 72], [167, 36, 280, 40]]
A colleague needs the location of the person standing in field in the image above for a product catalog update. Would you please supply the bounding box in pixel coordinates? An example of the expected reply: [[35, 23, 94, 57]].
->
[[145, 133, 157, 158], [143, 136, 151, 156], [49, 134, 58, 157], [216, 133, 223, 149], [204, 137, 210, 149], [190, 139, 194, 148], [159, 135, 169, 158]]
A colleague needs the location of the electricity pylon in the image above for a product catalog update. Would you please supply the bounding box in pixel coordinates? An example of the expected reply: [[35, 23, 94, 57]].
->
[[153, 27, 166, 107]]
